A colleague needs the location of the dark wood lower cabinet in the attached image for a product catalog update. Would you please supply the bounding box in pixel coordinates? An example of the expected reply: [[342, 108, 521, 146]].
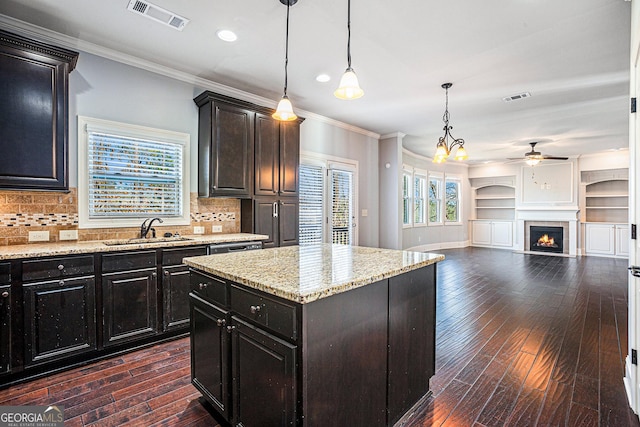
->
[[102, 268, 158, 347], [0, 285, 10, 374], [23, 276, 96, 365], [190, 293, 230, 421], [232, 316, 296, 426], [162, 265, 191, 331], [247, 197, 299, 248]]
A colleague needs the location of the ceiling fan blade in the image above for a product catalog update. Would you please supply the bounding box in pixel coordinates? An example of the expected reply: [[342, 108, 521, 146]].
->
[[541, 156, 569, 160]]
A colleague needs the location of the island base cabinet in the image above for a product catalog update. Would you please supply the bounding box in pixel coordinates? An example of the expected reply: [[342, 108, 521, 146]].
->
[[388, 265, 436, 425], [302, 279, 388, 426], [23, 277, 96, 365], [190, 293, 230, 421], [232, 316, 297, 426]]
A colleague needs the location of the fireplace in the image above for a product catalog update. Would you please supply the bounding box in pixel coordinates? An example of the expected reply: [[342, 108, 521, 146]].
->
[[530, 226, 563, 253]]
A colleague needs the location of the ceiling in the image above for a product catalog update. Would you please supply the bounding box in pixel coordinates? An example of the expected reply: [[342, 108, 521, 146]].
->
[[0, 0, 632, 163]]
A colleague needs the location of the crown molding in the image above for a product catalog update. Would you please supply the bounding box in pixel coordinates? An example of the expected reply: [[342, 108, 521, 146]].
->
[[0, 14, 380, 140]]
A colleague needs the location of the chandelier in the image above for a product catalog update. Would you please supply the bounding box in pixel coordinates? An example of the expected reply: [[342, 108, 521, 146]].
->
[[433, 83, 468, 163]]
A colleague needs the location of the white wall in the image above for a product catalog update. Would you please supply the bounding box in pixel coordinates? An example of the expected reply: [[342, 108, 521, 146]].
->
[[378, 134, 403, 249]]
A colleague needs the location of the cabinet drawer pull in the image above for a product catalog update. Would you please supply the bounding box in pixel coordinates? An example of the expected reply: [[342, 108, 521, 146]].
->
[[58, 280, 65, 286], [216, 318, 226, 327], [226, 325, 236, 333], [1, 291, 7, 298], [164, 270, 170, 276], [58, 264, 64, 271], [199, 283, 208, 290], [250, 305, 261, 314]]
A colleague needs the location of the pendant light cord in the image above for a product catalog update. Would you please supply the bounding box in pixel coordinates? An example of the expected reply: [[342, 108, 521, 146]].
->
[[347, 0, 352, 68], [283, 1, 291, 96]]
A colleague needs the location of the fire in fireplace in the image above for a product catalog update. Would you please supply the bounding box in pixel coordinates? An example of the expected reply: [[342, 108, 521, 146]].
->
[[530, 226, 563, 253]]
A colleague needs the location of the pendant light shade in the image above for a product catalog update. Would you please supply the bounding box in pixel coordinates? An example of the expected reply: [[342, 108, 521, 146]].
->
[[335, 0, 364, 100], [273, 95, 297, 121], [273, 0, 298, 121]]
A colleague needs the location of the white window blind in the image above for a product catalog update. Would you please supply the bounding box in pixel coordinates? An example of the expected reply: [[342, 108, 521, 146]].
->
[[299, 164, 324, 245], [87, 132, 183, 218]]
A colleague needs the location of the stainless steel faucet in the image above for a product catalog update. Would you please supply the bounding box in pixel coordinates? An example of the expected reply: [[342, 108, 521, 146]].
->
[[140, 217, 163, 239]]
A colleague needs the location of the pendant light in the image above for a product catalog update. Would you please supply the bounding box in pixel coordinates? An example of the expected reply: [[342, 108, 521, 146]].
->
[[273, 0, 298, 121], [334, 0, 364, 100], [433, 83, 467, 163]]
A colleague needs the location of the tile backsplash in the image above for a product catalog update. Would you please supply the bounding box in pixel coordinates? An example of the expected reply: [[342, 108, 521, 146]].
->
[[0, 189, 240, 246]]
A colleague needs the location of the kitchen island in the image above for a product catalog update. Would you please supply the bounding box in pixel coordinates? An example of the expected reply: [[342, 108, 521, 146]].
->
[[184, 244, 444, 427]]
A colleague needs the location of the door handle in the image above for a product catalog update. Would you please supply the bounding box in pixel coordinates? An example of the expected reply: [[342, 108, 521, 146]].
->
[[629, 266, 640, 277], [273, 201, 279, 218]]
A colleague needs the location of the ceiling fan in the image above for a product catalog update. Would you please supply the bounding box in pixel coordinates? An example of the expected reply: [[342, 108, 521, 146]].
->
[[508, 142, 568, 166]]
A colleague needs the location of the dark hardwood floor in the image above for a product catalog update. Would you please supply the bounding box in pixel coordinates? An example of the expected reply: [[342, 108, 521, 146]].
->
[[0, 247, 637, 426]]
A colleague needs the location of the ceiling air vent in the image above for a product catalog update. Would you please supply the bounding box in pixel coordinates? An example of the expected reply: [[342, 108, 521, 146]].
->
[[127, 0, 189, 31], [502, 92, 531, 102]]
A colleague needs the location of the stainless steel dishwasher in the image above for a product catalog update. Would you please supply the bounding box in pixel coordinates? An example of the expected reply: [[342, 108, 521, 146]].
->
[[207, 241, 263, 254]]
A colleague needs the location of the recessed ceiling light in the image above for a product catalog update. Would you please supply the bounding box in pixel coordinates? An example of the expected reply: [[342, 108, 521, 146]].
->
[[217, 30, 237, 42], [316, 74, 331, 83]]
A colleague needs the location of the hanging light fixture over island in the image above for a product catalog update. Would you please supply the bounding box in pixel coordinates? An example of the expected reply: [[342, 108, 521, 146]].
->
[[334, 0, 364, 100], [273, 0, 298, 121]]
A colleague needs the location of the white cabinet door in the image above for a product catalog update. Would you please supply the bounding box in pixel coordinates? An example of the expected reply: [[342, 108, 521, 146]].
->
[[616, 225, 629, 257], [585, 223, 615, 255], [491, 221, 513, 247], [471, 221, 492, 246]]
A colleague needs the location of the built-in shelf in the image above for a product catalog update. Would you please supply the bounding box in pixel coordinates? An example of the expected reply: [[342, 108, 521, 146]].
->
[[581, 174, 628, 223], [472, 182, 516, 220]]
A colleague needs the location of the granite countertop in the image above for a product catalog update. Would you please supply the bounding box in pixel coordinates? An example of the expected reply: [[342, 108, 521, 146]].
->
[[0, 233, 268, 260], [184, 244, 445, 304]]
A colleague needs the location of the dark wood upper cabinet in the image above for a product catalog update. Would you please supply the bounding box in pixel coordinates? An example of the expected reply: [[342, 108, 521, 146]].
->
[[255, 114, 300, 197], [195, 92, 255, 198], [0, 30, 78, 191], [279, 120, 300, 197]]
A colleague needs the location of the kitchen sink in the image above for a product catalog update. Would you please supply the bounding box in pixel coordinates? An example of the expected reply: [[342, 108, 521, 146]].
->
[[103, 236, 193, 246]]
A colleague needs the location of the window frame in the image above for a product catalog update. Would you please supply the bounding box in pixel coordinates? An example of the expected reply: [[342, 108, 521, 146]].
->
[[428, 172, 444, 226], [77, 116, 190, 229], [445, 174, 462, 225], [413, 169, 428, 227], [402, 167, 413, 228]]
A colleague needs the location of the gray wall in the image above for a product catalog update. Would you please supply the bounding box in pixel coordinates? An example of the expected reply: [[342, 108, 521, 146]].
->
[[68, 51, 381, 247]]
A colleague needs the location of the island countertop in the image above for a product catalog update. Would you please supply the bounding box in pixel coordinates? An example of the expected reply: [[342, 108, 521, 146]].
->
[[183, 243, 445, 304]]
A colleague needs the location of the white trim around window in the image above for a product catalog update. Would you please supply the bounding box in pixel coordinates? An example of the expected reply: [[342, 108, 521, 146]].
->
[[77, 116, 191, 229]]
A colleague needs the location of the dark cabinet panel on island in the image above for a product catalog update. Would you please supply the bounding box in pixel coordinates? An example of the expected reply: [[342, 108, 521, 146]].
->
[[0, 30, 78, 191], [190, 293, 230, 421], [231, 316, 297, 426]]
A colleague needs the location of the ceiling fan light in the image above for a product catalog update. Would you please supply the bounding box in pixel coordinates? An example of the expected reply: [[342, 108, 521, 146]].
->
[[525, 158, 540, 166], [334, 68, 364, 100], [453, 146, 468, 161], [272, 95, 297, 121]]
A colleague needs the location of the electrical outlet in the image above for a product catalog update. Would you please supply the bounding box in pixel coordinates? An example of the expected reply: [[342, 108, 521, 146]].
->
[[193, 226, 205, 234], [212, 225, 223, 233], [59, 230, 78, 240], [28, 231, 50, 242]]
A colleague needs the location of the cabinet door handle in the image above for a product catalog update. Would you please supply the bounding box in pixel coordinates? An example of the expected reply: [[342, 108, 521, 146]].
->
[[216, 318, 226, 327], [273, 202, 278, 218], [226, 325, 236, 333], [57, 264, 64, 271], [250, 305, 261, 314], [1, 291, 8, 298], [199, 283, 208, 290], [152, 272, 157, 278]]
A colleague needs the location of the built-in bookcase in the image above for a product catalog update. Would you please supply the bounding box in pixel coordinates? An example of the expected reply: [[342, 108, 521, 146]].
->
[[473, 184, 516, 220]]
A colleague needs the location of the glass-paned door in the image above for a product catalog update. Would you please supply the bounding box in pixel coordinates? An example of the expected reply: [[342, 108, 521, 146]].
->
[[331, 169, 354, 244]]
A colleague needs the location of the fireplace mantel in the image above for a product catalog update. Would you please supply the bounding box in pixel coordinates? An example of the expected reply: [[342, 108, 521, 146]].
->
[[515, 207, 580, 256]]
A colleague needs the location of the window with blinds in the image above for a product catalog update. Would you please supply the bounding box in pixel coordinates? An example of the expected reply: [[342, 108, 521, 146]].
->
[[299, 164, 324, 245], [78, 116, 190, 228], [88, 132, 183, 217], [331, 169, 353, 245]]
